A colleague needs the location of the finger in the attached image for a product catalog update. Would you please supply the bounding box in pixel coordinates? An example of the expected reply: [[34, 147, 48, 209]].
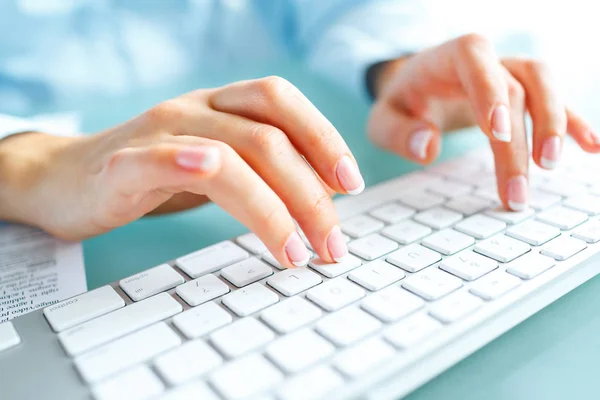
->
[[489, 74, 530, 211], [106, 138, 311, 268], [566, 108, 600, 153], [208, 76, 365, 195], [449, 34, 512, 143], [503, 58, 567, 169], [368, 100, 442, 164], [186, 110, 347, 263]]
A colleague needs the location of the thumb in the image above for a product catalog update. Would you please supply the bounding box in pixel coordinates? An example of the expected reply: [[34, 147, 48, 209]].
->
[[368, 100, 442, 164]]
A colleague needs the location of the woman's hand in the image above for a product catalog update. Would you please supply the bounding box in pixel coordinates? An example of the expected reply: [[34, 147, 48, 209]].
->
[[0, 77, 364, 269], [368, 33, 599, 211]]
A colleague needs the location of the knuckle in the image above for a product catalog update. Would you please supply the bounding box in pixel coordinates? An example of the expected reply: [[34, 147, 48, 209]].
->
[[308, 192, 334, 220], [507, 79, 525, 102], [253, 75, 295, 102], [260, 204, 289, 233], [247, 123, 290, 154], [143, 100, 186, 126], [455, 32, 491, 51], [307, 124, 338, 150]]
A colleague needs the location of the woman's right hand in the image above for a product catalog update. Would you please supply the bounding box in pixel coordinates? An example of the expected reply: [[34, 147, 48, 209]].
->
[[0, 77, 364, 269]]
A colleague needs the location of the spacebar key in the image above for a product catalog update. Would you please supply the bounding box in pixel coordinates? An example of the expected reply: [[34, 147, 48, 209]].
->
[[58, 293, 182, 357]]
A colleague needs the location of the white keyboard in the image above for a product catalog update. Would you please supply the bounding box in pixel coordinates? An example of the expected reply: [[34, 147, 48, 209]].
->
[[3, 143, 600, 400]]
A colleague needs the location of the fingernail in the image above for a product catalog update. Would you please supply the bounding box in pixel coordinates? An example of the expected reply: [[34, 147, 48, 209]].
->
[[336, 155, 365, 195], [491, 105, 511, 142], [506, 175, 528, 211], [540, 136, 562, 169], [284, 232, 311, 267], [327, 225, 348, 262], [176, 146, 220, 171], [590, 131, 600, 144], [409, 129, 432, 160]]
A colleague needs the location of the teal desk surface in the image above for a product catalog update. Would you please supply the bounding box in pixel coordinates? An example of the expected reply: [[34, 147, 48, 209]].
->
[[46, 62, 599, 400]]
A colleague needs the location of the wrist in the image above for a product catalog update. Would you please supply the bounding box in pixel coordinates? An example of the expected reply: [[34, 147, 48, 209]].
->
[[0, 133, 81, 226]]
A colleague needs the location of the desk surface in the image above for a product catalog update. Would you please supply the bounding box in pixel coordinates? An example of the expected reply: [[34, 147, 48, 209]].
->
[[56, 63, 599, 400]]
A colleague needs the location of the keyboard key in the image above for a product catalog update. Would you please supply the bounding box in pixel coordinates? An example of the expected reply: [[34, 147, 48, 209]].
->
[[91, 366, 164, 400], [428, 179, 473, 198], [0, 322, 20, 352], [58, 292, 182, 357], [267, 267, 322, 296], [161, 382, 220, 400], [348, 259, 406, 291], [306, 278, 365, 311], [175, 274, 230, 306], [381, 220, 432, 244], [120, 264, 184, 302], [414, 207, 463, 229], [485, 207, 535, 224], [537, 206, 588, 230], [402, 268, 463, 300], [210, 317, 275, 358], [222, 283, 279, 317], [506, 252, 556, 279], [75, 322, 181, 384], [429, 291, 483, 323], [474, 234, 530, 263], [439, 250, 498, 281], [384, 313, 443, 349], [506, 220, 560, 246], [421, 228, 475, 255], [176, 241, 249, 278], [361, 286, 424, 322], [261, 297, 322, 334], [469, 271, 521, 300], [529, 189, 562, 210], [445, 195, 492, 215], [564, 195, 600, 215], [172, 302, 232, 339], [277, 365, 344, 400], [341, 215, 385, 238], [261, 251, 285, 270], [43, 285, 125, 332], [266, 329, 335, 373], [316, 307, 382, 346], [370, 202, 415, 223], [348, 233, 399, 260], [454, 214, 506, 239], [220, 257, 273, 288], [387, 244, 442, 272], [308, 254, 362, 278], [537, 178, 588, 197], [474, 186, 501, 203], [400, 190, 445, 211], [333, 337, 395, 378], [540, 236, 587, 261], [155, 340, 223, 386], [572, 220, 600, 243], [210, 354, 283, 400], [236, 232, 268, 254]]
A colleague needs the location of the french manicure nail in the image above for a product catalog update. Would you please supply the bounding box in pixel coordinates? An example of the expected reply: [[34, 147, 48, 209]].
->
[[491, 105, 511, 142], [590, 131, 600, 144], [176, 146, 220, 171], [327, 225, 348, 262], [506, 175, 528, 211], [409, 129, 432, 160], [284, 232, 311, 267], [336, 155, 365, 195], [540, 136, 562, 170]]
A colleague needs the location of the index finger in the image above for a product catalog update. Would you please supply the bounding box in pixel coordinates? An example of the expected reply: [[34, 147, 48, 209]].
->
[[208, 76, 365, 195], [449, 34, 512, 142]]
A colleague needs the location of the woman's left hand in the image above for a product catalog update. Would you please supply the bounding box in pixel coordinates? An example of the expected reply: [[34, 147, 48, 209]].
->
[[368, 33, 599, 211]]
